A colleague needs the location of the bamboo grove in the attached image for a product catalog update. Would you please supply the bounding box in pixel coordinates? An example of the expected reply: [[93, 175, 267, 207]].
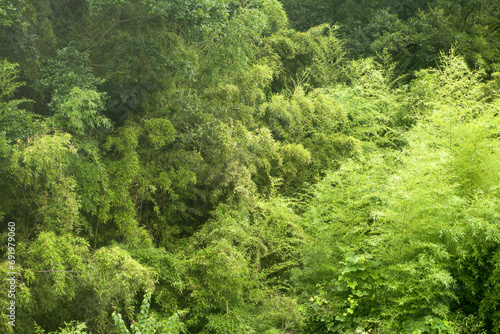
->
[[1, 0, 500, 333]]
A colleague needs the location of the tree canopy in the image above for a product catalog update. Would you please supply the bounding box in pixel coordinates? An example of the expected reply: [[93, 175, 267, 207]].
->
[[1, 0, 500, 333]]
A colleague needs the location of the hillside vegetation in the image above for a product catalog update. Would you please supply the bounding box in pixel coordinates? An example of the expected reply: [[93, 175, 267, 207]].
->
[[1, 0, 500, 333]]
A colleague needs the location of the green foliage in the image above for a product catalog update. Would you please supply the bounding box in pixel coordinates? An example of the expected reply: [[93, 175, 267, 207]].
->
[[0, 59, 37, 220], [0, 0, 24, 27], [451, 313, 487, 334], [41, 47, 103, 97], [369, 7, 456, 74], [91, 246, 156, 305], [113, 291, 185, 334], [162, 195, 307, 333], [11, 232, 90, 332], [10, 131, 82, 234], [85, 245, 156, 333], [304, 252, 383, 333], [7, 230, 156, 333], [0, 60, 35, 141], [408, 315, 455, 334], [3, 1, 500, 333], [0, 60, 24, 100], [112, 292, 184, 334], [49, 321, 89, 334], [265, 24, 345, 92], [54, 87, 111, 136], [281, 0, 500, 76], [23, 232, 89, 300]]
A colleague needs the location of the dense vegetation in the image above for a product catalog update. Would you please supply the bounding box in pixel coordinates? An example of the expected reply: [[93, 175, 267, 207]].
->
[[1, 0, 500, 333]]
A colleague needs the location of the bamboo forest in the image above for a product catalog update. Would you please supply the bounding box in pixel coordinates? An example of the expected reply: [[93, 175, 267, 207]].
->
[[1, 0, 500, 333]]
